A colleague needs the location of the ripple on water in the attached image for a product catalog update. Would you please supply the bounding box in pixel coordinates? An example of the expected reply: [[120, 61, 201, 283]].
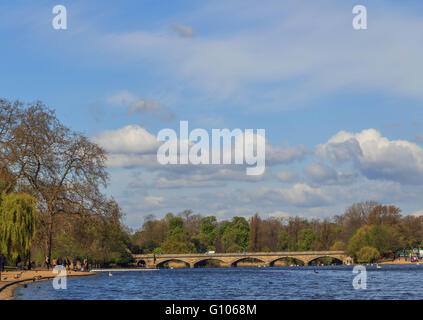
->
[[13, 265, 423, 300]]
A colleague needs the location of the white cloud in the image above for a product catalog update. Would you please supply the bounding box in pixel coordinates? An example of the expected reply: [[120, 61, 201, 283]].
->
[[303, 162, 356, 186], [267, 210, 292, 218], [317, 129, 423, 184], [144, 196, 165, 207], [93, 125, 159, 154], [411, 210, 423, 217], [255, 183, 333, 207], [266, 143, 309, 165]]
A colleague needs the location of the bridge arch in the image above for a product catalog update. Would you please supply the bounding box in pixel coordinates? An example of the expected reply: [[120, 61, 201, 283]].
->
[[269, 257, 306, 266], [156, 259, 191, 269], [230, 257, 267, 267], [136, 259, 147, 267], [307, 256, 343, 266], [192, 258, 226, 268]]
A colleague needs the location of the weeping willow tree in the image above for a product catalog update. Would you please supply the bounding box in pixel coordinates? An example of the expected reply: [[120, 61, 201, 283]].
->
[[0, 193, 37, 262]]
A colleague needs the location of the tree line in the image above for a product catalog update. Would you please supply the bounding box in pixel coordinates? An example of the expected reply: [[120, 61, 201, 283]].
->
[[130, 204, 423, 264], [1, 99, 422, 267]]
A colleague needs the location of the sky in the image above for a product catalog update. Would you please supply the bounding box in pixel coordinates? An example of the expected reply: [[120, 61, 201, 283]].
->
[[1, 0, 423, 229]]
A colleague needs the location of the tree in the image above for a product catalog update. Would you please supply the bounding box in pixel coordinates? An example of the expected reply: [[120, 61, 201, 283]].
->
[[297, 228, 315, 251], [130, 215, 168, 253], [316, 219, 338, 250], [260, 218, 283, 251], [248, 213, 262, 252], [161, 216, 195, 253], [335, 201, 379, 243], [356, 246, 380, 263], [348, 224, 398, 260], [286, 217, 309, 245], [221, 217, 250, 252], [191, 216, 218, 253], [347, 225, 371, 259], [366, 224, 397, 254], [367, 205, 401, 226], [330, 241, 345, 251], [277, 231, 295, 251], [0, 100, 109, 259], [200, 216, 218, 244], [0, 193, 37, 261]]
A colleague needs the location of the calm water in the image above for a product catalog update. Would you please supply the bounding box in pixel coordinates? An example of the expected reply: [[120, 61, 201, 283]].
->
[[14, 265, 423, 300]]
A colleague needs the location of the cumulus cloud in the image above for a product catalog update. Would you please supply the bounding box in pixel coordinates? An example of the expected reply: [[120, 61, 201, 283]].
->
[[255, 183, 333, 207], [266, 143, 309, 165], [317, 129, 423, 185], [303, 162, 356, 186], [153, 167, 267, 189], [93, 125, 159, 154], [171, 23, 195, 37]]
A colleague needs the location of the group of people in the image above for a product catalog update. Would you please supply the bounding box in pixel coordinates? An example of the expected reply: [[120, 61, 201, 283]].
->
[[0, 254, 90, 273], [44, 256, 89, 271]]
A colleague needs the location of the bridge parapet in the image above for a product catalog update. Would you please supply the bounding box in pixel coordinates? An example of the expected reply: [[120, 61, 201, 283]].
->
[[133, 251, 351, 268]]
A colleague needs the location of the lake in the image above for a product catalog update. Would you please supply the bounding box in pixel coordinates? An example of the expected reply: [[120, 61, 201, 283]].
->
[[14, 265, 423, 300]]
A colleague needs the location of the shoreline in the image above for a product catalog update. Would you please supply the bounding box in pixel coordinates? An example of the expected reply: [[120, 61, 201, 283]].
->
[[0, 270, 96, 300]]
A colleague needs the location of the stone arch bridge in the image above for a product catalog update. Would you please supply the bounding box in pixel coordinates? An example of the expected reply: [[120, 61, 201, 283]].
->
[[133, 251, 352, 268]]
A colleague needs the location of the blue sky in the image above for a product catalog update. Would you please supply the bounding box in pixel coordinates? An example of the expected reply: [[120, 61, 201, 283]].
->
[[1, 0, 423, 228]]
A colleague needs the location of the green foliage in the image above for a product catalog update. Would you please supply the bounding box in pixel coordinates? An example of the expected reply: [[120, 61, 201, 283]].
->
[[330, 241, 345, 251], [161, 216, 196, 253], [348, 224, 398, 260], [152, 247, 163, 254], [221, 217, 250, 252], [277, 231, 295, 251], [168, 217, 184, 233], [0, 193, 37, 260], [356, 246, 380, 263], [297, 228, 315, 251], [161, 233, 196, 253], [200, 216, 218, 244], [53, 214, 133, 266]]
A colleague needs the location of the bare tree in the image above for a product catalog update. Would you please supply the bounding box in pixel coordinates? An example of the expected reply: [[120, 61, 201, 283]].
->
[[0, 100, 109, 259]]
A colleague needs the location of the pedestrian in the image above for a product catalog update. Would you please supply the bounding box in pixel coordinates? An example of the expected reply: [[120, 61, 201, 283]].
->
[[83, 258, 88, 271], [72, 258, 77, 271], [45, 255, 50, 270], [0, 253, 6, 272]]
